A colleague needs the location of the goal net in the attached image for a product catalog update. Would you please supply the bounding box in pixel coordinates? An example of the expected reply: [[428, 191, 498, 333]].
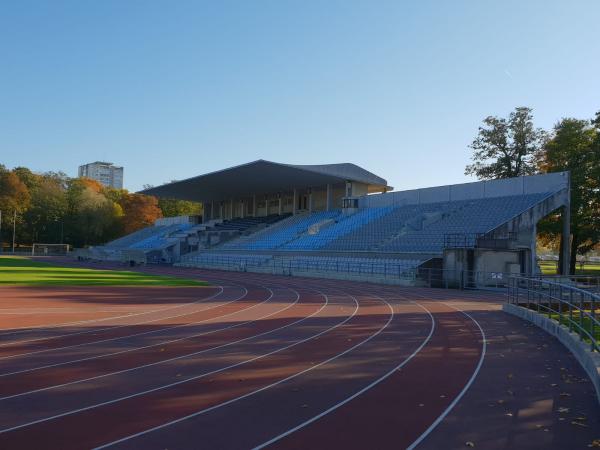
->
[[31, 244, 70, 256]]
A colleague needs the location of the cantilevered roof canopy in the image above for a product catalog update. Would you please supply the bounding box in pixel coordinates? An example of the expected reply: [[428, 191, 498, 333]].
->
[[140, 160, 390, 202]]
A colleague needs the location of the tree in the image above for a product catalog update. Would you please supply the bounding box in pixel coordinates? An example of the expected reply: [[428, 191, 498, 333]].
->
[[76, 189, 119, 246], [79, 177, 104, 193], [0, 170, 32, 248], [12, 167, 40, 190], [102, 186, 127, 205], [64, 179, 121, 247], [119, 193, 162, 234], [145, 182, 203, 219], [465, 107, 546, 179], [23, 175, 68, 244], [538, 117, 600, 274], [158, 197, 202, 218], [0, 171, 31, 214]]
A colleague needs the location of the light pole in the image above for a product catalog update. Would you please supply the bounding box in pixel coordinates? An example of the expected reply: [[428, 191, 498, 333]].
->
[[12, 210, 16, 253], [0, 209, 2, 254]]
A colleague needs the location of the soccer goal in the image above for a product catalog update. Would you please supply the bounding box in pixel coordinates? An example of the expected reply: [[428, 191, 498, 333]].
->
[[31, 243, 70, 256]]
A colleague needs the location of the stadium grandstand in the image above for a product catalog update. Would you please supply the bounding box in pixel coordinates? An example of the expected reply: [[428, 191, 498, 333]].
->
[[78, 160, 571, 287]]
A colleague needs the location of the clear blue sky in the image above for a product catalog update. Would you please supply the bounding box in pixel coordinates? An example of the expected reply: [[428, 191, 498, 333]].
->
[[1, 1, 599, 192]]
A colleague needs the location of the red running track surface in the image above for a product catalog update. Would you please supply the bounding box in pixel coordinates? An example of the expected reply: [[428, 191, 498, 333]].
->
[[0, 262, 598, 449]]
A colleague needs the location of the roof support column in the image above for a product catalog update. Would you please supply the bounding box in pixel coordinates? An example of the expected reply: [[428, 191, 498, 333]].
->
[[530, 221, 537, 275], [230, 199, 234, 220], [219, 202, 223, 220], [263, 195, 268, 217], [252, 195, 256, 217], [210, 202, 214, 222], [562, 204, 571, 275], [561, 174, 571, 276], [240, 200, 245, 218], [308, 188, 313, 214], [292, 189, 297, 215], [326, 184, 332, 211], [278, 193, 282, 215]]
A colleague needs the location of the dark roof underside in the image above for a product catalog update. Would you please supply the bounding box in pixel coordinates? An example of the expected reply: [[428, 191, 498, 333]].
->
[[140, 160, 389, 202]]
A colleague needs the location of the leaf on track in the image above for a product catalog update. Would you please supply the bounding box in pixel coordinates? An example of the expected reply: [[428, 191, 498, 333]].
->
[[571, 421, 588, 428]]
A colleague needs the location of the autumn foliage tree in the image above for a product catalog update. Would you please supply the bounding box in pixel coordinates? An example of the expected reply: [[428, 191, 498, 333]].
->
[[0, 169, 31, 215], [157, 197, 202, 218], [0, 168, 31, 246], [119, 193, 163, 234], [0, 164, 198, 248], [23, 175, 68, 244]]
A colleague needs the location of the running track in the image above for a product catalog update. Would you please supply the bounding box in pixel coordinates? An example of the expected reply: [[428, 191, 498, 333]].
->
[[0, 262, 598, 449]]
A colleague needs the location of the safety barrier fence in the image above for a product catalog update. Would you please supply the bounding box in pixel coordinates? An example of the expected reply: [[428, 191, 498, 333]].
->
[[507, 276, 600, 352], [180, 255, 418, 281], [534, 275, 600, 294], [178, 254, 520, 289]]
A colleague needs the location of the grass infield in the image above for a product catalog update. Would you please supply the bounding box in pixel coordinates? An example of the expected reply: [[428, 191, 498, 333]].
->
[[0, 256, 206, 287]]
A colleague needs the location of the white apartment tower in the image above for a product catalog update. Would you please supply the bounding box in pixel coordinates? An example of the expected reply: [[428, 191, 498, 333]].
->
[[78, 161, 124, 189]]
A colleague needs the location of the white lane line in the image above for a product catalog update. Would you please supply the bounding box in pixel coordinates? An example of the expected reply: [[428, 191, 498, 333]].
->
[[0, 286, 271, 379], [0, 287, 299, 400], [0, 287, 349, 434], [0, 285, 250, 362], [0, 309, 140, 315], [0, 286, 227, 347], [252, 299, 435, 450], [406, 302, 486, 450], [94, 292, 398, 450], [0, 285, 222, 336]]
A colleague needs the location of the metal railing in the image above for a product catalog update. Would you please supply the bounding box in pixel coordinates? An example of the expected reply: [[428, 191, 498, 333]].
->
[[178, 254, 521, 290], [180, 255, 420, 281], [508, 276, 600, 352], [444, 231, 517, 249], [534, 274, 600, 294]]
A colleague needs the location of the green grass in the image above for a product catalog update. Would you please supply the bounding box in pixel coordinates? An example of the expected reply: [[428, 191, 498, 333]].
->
[[549, 310, 600, 346], [0, 256, 206, 287], [539, 261, 600, 276]]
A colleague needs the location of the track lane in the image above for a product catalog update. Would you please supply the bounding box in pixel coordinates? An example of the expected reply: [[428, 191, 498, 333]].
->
[[264, 300, 483, 450], [0, 286, 340, 438], [0, 284, 252, 363], [105, 294, 434, 450], [0, 286, 299, 399], [0, 263, 538, 450], [0, 288, 385, 449], [0, 286, 221, 334]]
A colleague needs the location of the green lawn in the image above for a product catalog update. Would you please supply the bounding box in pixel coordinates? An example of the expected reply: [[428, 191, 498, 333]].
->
[[539, 261, 600, 276], [550, 310, 600, 347], [0, 256, 206, 287]]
